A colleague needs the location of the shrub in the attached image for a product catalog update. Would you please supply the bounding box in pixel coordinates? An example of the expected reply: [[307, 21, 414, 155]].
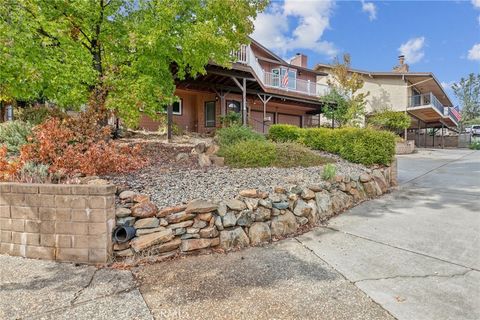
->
[[219, 140, 276, 168], [0, 146, 21, 181], [0, 121, 33, 154], [469, 141, 480, 150], [19, 117, 147, 177], [268, 124, 304, 142], [273, 143, 332, 167], [369, 110, 411, 132], [17, 106, 67, 125], [19, 162, 50, 183], [273, 126, 396, 166], [216, 125, 265, 147], [322, 163, 337, 180], [220, 111, 242, 127]]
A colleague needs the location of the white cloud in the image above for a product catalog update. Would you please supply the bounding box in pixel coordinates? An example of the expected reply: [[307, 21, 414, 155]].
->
[[251, 0, 338, 59], [467, 43, 480, 61], [473, 0, 480, 8], [361, 1, 377, 21], [398, 37, 426, 64]]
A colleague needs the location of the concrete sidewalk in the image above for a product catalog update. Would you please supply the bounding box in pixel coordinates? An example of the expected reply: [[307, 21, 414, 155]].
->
[[0, 255, 153, 319]]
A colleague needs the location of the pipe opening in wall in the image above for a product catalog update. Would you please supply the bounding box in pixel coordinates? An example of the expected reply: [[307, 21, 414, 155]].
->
[[113, 226, 136, 243]]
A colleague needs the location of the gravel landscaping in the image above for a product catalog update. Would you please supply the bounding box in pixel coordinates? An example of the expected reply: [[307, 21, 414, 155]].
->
[[108, 147, 370, 208]]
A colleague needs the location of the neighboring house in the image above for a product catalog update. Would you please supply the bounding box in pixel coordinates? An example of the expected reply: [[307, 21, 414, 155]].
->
[[139, 38, 330, 134], [314, 56, 461, 135]]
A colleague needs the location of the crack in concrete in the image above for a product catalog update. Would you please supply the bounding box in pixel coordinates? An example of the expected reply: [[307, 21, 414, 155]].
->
[[70, 268, 98, 306], [354, 270, 475, 284], [293, 237, 399, 320], [27, 285, 138, 319]]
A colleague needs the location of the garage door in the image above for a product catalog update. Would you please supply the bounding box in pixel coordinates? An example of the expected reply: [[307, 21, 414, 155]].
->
[[277, 114, 302, 127], [250, 111, 275, 133]]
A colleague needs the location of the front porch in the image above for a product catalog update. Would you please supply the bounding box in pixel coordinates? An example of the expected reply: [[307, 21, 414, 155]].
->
[[138, 65, 325, 135]]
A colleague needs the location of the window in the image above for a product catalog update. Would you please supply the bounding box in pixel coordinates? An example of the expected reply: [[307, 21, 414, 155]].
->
[[172, 100, 182, 115], [205, 101, 216, 127], [272, 68, 280, 87], [227, 100, 241, 113], [272, 67, 296, 89], [161, 99, 182, 115]]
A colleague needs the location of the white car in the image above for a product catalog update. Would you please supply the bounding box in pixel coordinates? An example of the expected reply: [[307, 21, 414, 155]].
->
[[472, 125, 480, 136]]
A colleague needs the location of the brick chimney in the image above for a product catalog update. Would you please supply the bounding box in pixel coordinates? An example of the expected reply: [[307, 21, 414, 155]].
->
[[393, 55, 409, 73], [290, 53, 308, 68]]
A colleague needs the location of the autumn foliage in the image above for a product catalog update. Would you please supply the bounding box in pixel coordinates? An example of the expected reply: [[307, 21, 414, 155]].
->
[[0, 112, 147, 181]]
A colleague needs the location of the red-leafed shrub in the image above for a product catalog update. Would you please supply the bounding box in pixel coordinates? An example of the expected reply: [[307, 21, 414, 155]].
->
[[0, 146, 21, 181], [20, 116, 147, 177]]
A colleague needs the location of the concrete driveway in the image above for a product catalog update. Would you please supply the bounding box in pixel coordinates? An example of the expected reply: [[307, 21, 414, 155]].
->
[[1, 149, 478, 319], [297, 149, 480, 320]]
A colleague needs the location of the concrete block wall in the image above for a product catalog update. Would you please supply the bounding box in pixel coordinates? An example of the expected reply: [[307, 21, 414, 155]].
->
[[0, 183, 116, 264]]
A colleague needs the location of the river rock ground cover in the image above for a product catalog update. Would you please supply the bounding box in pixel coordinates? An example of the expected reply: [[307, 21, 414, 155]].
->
[[107, 138, 370, 208]]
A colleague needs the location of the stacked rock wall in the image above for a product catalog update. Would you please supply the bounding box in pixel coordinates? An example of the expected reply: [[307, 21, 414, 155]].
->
[[113, 162, 397, 259]]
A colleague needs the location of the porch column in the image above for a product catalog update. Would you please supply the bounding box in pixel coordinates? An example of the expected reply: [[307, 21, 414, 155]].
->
[[167, 104, 173, 142], [231, 76, 248, 126], [257, 94, 272, 133], [242, 78, 247, 126], [441, 123, 445, 149], [432, 128, 435, 148], [424, 122, 427, 148], [214, 89, 230, 117]]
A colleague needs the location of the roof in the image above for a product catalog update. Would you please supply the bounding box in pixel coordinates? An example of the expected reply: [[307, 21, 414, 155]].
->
[[314, 63, 453, 106], [249, 37, 328, 76]]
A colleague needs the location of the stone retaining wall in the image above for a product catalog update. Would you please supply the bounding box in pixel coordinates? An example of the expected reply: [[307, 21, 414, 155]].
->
[[113, 161, 398, 261], [395, 140, 415, 154], [0, 183, 116, 264]]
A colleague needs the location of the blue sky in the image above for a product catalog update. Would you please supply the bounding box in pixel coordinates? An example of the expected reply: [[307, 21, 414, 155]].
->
[[251, 0, 480, 107]]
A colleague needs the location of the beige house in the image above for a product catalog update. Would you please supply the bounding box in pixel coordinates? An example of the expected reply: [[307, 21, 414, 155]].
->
[[314, 56, 460, 138]]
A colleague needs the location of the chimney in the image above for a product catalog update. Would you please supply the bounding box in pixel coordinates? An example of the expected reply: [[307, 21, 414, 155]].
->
[[393, 55, 409, 73], [290, 53, 308, 68]]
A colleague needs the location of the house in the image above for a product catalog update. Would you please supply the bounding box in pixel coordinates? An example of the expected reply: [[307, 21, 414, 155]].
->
[[139, 38, 331, 134], [314, 56, 461, 146]]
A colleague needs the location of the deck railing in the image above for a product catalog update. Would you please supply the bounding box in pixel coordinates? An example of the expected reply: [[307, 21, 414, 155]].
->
[[233, 45, 328, 97], [408, 92, 444, 115]]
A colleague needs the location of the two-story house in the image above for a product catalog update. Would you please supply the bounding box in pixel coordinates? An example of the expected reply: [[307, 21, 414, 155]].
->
[[314, 56, 461, 144], [139, 38, 330, 134]]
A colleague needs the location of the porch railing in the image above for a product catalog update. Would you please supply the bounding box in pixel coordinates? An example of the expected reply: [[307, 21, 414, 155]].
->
[[408, 92, 444, 115], [233, 44, 329, 97]]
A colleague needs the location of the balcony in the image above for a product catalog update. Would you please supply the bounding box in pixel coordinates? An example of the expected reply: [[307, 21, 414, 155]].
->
[[234, 45, 329, 98], [408, 92, 459, 127]]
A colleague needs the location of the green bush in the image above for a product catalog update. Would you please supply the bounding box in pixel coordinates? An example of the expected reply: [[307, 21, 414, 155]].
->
[[19, 162, 50, 183], [0, 121, 33, 154], [216, 124, 265, 147], [469, 141, 480, 150], [369, 110, 411, 132], [219, 139, 276, 168], [17, 106, 66, 125], [273, 143, 332, 167], [220, 111, 242, 127], [322, 163, 337, 180], [268, 124, 304, 142], [270, 126, 395, 165]]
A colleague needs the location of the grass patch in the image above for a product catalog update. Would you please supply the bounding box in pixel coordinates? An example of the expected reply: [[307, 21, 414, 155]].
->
[[273, 143, 332, 167]]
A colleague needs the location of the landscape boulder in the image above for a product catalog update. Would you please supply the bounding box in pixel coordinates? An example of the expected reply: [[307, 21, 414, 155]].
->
[[131, 201, 158, 218], [220, 227, 250, 250]]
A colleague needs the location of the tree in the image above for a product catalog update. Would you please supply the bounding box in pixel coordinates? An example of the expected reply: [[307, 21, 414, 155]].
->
[[321, 54, 369, 127], [368, 108, 411, 133], [452, 73, 480, 122], [0, 0, 266, 126]]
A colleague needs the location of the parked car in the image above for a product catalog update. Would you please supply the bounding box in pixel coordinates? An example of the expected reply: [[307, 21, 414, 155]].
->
[[472, 125, 480, 136]]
